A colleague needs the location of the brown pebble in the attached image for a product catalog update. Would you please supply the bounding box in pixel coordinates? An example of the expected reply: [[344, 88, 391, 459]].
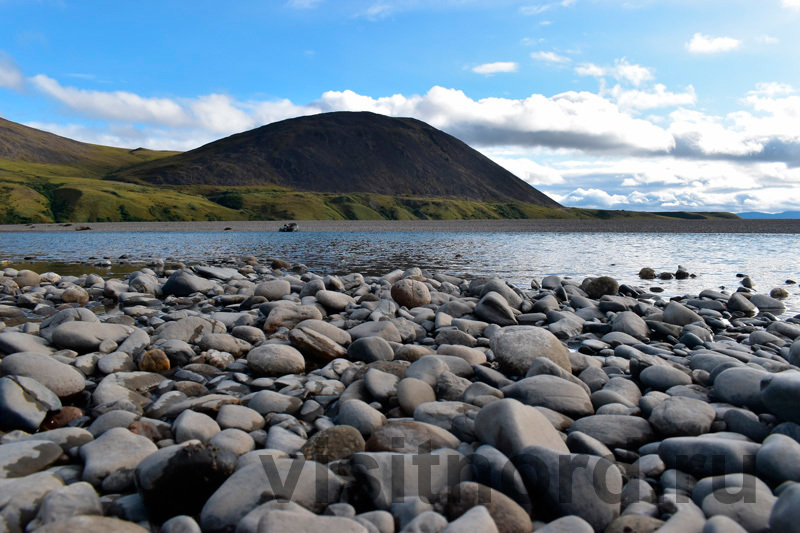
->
[[139, 349, 171, 373], [41, 406, 85, 430]]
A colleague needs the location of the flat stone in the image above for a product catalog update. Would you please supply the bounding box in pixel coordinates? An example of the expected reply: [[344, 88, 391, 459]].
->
[[51, 321, 132, 353], [0, 332, 55, 355], [289, 327, 347, 362], [0, 439, 62, 478], [162, 269, 218, 296], [366, 419, 460, 453], [658, 435, 760, 478], [502, 375, 593, 418], [568, 414, 654, 449]]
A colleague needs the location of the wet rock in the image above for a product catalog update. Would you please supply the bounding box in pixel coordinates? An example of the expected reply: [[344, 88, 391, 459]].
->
[[162, 269, 218, 297], [0, 376, 61, 432]]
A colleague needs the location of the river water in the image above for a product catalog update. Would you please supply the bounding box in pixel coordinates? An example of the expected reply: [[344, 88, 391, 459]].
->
[[1, 231, 799, 315]]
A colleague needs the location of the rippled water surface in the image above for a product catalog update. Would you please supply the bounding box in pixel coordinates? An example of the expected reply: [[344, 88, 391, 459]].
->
[[2, 231, 799, 314]]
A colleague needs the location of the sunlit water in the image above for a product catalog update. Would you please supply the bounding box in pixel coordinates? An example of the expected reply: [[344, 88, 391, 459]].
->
[[1, 231, 799, 315]]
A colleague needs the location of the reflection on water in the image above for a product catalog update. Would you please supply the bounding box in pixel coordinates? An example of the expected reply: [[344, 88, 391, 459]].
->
[[1, 231, 799, 314]]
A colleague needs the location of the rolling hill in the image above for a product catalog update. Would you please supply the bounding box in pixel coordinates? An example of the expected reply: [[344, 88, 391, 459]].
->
[[112, 111, 561, 207], [0, 113, 738, 223]]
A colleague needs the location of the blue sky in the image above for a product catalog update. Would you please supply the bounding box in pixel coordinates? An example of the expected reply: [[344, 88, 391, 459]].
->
[[1, 0, 800, 213]]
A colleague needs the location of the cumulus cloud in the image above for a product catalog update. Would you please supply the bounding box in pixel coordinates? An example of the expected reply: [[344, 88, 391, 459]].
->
[[783, 0, 800, 9], [488, 156, 565, 185], [531, 51, 571, 63], [575, 58, 653, 86], [471, 62, 518, 75], [612, 84, 697, 111], [30, 74, 193, 127], [685, 33, 741, 54], [0, 51, 25, 90]]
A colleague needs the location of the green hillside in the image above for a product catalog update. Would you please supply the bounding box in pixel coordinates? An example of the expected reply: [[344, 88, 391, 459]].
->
[[0, 116, 739, 224]]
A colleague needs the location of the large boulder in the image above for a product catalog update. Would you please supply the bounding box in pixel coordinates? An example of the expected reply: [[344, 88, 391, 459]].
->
[[490, 326, 570, 376]]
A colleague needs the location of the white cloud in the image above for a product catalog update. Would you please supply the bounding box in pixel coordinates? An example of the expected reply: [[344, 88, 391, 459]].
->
[[531, 51, 571, 63], [360, 2, 393, 19], [612, 83, 697, 111], [755, 35, 779, 45], [575, 58, 653, 86], [0, 51, 24, 90], [685, 33, 741, 54], [748, 82, 794, 97], [782, 0, 800, 9], [30, 74, 193, 127], [489, 156, 565, 185], [471, 62, 519, 75], [287, 0, 323, 8], [520, 0, 576, 15]]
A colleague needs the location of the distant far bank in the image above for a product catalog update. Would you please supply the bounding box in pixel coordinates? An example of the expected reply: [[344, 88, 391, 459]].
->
[[2, 218, 800, 234]]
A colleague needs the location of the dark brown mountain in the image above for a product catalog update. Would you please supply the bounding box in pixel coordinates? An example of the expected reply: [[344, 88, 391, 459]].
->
[[0, 116, 97, 164], [113, 111, 562, 207]]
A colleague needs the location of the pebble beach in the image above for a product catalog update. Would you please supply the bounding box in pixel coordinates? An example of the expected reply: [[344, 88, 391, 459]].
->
[[1, 252, 800, 533]]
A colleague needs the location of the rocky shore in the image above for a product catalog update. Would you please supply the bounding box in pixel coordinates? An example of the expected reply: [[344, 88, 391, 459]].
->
[[1, 258, 800, 532]]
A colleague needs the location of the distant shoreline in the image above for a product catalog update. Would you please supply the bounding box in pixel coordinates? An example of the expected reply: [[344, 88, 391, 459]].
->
[[1, 218, 800, 234]]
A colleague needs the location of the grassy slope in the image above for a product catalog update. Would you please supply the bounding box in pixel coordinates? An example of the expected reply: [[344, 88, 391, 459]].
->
[[0, 138, 738, 223]]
